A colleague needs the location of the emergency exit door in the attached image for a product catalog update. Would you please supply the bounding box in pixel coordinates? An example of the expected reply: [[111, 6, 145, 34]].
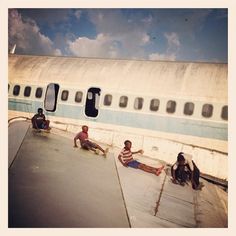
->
[[85, 87, 101, 118]]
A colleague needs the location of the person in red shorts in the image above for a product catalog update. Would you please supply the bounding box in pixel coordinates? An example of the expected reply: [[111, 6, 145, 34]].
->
[[74, 125, 108, 155], [118, 140, 164, 176]]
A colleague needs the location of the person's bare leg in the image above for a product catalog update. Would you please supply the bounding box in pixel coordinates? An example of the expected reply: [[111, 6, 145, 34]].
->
[[138, 164, 157, 174], [44, 120, 51, 130], [87, 147, 98, 153], [138, 164, 164, 176], [94, 144, 109, 155], [95, 144, 105, 153]]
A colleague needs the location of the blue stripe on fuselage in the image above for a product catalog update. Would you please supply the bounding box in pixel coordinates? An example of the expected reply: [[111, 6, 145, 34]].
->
[[8, 98, 228, 141]]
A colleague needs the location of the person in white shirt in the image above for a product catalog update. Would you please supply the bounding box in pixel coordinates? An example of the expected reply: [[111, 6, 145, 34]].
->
[[171, 152, 200, 190]]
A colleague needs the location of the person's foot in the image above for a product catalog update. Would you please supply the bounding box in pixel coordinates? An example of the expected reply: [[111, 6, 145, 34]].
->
[[158, 165, 165, 171], [199, 182, 205, 188], [103, 148, 109, 157], [95, 149, 100, 155], [155, 169, 162, 176], [34, 129, 41, 133], [194, 184, 203, 190], [172, 179, 178, 184], [180, 182, 185, 186]]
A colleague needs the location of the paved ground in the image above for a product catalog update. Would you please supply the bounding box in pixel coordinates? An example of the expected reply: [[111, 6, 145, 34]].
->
[[8, 121, 228, 228]]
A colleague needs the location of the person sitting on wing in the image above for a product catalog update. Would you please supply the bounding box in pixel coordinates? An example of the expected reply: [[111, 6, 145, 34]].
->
[[74, 125, 108, 155], [31, 108, 51, 131], [171, 152, 201, 190], [118, 140, 164, 176]]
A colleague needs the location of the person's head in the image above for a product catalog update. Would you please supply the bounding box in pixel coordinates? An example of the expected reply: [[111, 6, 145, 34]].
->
[[124, 140, 132, 150], [82, 125, 88, 133], [37, 108, 43, 114], [177, 152, 185, 165]]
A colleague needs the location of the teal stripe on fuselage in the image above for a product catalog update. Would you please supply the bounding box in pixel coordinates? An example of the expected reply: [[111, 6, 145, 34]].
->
[[8, 98, 228, 141]]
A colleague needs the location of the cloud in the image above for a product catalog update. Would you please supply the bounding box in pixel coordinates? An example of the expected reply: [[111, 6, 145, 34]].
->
[[149, 52, 176, 61], [67, 31, 151, 59], [8, 9, 62, 56], [67, 10, 153, 59], [165, 32, 180, 47], [141, 15, 153, 24], [164, 32, 180, 55], [72, 10, 152, 58], [141, 33, 150, 44], [67, 33, 119, 58], [74, 10, 82, 20], [149, 32, 180, 61], [8, 9, 226, 63], [16, 9, 72, 26]]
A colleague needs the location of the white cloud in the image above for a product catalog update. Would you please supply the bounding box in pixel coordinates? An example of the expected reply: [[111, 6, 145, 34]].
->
[[67, 10, 153, 59], [165, 32, 180, 48], [67, 10, 152, 59], [67, 33, 119, 58], [148, 32, 180, 61], [141, 33, 150, 44], [9, 9, 62, 56], [149, 52, 176, 61], [74, 10, 82, 20], [141, 15, 153, 24]]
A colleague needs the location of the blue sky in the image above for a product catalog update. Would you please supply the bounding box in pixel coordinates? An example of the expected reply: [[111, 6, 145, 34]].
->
[[8, 9, 227, 63]]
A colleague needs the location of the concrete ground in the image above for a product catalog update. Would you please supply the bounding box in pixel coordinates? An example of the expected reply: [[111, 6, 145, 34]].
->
[[8, 121, 228, 228]]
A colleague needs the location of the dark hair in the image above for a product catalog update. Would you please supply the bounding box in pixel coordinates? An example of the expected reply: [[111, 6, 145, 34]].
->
[[38, 108, 43, 113], [82, 125, 88, 129], [177, 152, 185, 162], [124, 140, 132, 145]]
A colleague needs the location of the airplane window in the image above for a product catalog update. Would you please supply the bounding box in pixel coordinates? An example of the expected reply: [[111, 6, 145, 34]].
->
[[35, 87, 43, 98], [184, 102, 194, 115], [119, 96, 128, 108], [104, 94, 112, 106], [87, 92, 93, 100], [44, 83, 59, 112], [150, 99, 160, 111], [202, 104, 213, 118], [61, 90, 69, 101], [134, 97, 143, 110], [24, 86, 31, 97], [75, 91, 83, 103], [166, 100, 176, 113], [221, 105, 228, 120], [13, 85, 20, 96]]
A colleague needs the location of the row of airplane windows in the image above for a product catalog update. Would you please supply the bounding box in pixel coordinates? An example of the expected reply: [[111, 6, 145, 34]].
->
[[9, 84, 228, 121]]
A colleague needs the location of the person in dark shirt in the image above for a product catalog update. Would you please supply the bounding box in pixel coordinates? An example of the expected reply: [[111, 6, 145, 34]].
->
[[171, 152, 201, 190], [74, 125, 108, 155], [31, 108, 50, 131]]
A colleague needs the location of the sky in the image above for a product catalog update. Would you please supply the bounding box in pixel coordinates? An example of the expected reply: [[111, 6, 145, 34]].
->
[[8, 8, 228, 63]]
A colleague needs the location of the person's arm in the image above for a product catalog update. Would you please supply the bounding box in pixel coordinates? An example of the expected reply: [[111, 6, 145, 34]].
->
[[74, 134, 79, 148], [190, 170, 197, 189], [171, 163, 178, 184], [131, 149, 144, 155], [31, 116, 39, 129], [74, 137, 78, 148], [118, 154, 128, 167], [186, 158, 196, 188], [172, 169, 178, 184]]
